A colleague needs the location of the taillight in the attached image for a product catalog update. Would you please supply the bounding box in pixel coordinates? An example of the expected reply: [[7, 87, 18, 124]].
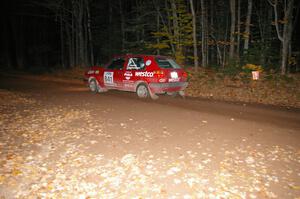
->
[[183, 71, 188, 78], [154, 70, 165, 78]]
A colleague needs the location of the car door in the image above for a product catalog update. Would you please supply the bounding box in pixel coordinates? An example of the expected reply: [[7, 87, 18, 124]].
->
[[122, 56, 145, 91], [104, 57, 125, 89]]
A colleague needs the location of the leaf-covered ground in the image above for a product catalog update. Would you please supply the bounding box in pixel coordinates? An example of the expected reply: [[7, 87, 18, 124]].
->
[[186, 70, 300, 108], [3, 68, 299, 108], [0, 88, 299, 198], [44, 67, 300, 108]]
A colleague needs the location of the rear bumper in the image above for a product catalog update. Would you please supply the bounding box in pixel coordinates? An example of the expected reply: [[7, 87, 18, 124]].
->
[[149, 82, 188, 93]]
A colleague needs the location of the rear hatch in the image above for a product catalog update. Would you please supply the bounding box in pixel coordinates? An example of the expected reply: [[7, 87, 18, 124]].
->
[[154, 57, 187, 82]]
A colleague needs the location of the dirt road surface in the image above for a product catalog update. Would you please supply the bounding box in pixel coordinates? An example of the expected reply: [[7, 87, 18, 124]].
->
[[0, 75, 299, 198]]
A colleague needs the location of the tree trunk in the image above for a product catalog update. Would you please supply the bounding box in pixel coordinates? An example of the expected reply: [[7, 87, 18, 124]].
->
[[135, 0, 141, 44], [74, 1, 79, 67], [189, 0, 198, 71], [71, 11, 75, 67], [165, 0, 175, 55], [236, 0, 241, 57], [281, 0, 294, 75], [11, 17, 24, 69], [200, 0, 207, 67], [156, 6, 160, 55], [209, 0, 215, 64], [83, 2, 89, 66], [210, 34, 222, 66], [222, 15, 230, 68], [119, 0, 125, 52], [170, 0, 180, 61], [268, 0, 295, 75], [66, 23, 72, 68], [108, 0, 112, 58], [3, 16, 12, 68], [60, 11, 65, 68], [86, 1, 94, 66], [243, 0, 253, 54], [78, 0, 85, 67], [229, 0, 236, 60]]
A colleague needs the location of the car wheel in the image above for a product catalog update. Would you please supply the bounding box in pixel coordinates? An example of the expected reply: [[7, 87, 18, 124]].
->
[[89, 79, 99, 93], [136, 84, 149, 98]]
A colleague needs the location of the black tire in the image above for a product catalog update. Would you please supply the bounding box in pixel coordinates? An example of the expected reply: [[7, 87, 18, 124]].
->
[[136, 84, 149, 98], [89, 79, 99, 93]]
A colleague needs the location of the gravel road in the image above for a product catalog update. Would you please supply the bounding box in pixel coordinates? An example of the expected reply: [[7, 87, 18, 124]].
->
[[0, 75, 299, 198]]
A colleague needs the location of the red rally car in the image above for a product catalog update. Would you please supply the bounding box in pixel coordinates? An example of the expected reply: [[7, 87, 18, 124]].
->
[[84, 54, 188, 99]]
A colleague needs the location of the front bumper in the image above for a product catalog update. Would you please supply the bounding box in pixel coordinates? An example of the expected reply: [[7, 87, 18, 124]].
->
[[149, 82, 188, 93]]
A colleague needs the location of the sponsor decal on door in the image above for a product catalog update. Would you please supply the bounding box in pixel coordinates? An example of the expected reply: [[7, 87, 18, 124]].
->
[[135, 71, 154, 77], [124, 71, 133, 80]]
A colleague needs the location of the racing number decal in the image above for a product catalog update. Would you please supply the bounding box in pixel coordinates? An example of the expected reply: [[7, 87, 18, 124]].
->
[[104, 72, 114, 84]]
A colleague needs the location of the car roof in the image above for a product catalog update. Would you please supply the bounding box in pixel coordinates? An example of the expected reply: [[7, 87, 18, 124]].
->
[[113, 54, 170, 59]]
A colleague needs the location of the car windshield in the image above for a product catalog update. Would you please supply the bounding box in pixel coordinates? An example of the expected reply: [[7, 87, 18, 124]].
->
[[155, 58, 181, 69]]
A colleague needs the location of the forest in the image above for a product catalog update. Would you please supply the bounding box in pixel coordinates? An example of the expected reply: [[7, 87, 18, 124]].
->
[[1, 0, 299, 75]]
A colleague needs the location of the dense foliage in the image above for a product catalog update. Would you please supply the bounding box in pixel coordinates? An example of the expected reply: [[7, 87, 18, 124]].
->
[[1, 0, 299, 74]]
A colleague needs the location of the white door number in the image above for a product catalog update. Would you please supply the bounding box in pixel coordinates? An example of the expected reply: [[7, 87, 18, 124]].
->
[[104, 72, 114, 84]]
